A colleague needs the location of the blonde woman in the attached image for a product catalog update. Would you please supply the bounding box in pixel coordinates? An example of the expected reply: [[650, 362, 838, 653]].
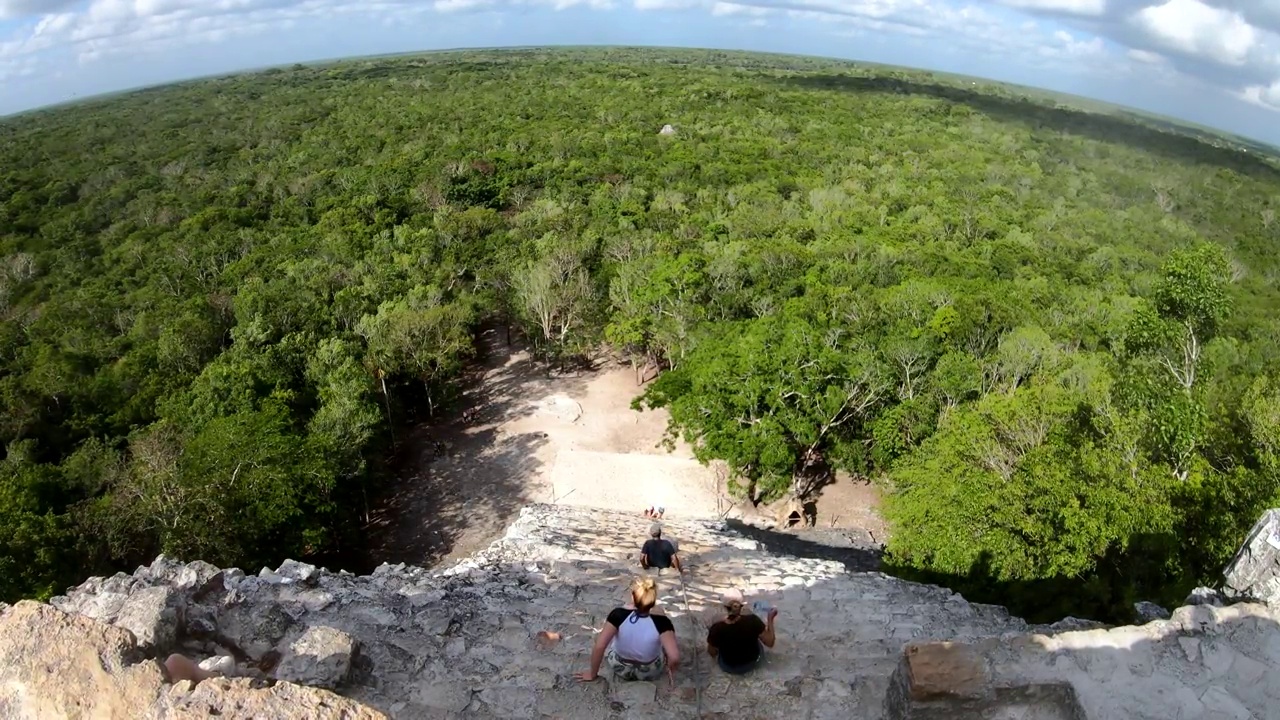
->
[[576, 576, 681, 682]]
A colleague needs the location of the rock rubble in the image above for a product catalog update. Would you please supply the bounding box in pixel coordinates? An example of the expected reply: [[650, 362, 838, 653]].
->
[[1223, 508, 1280, 608]]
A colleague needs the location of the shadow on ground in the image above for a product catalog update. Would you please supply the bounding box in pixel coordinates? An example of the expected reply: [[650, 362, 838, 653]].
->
[[359, 327, 595, 571], [725, 519, 883, 573], [362, 427, 549, 570], [775, 74, 1280, 178]]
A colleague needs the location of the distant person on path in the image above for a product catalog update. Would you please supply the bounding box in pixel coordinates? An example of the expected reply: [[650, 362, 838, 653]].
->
[[706, 589, 776, 674], [640, 523, 682, 573], [576, 576, 681, 682]]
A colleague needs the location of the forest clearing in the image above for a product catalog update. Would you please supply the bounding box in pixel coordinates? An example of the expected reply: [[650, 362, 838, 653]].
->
[[363, 326, 885, 570]]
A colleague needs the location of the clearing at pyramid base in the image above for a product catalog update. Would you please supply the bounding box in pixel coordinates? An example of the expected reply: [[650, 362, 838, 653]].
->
[[1, 503, 1277, 719]]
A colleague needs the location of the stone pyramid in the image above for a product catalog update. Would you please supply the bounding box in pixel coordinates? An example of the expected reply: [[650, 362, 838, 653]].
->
[[2, 503, 1277, 718]]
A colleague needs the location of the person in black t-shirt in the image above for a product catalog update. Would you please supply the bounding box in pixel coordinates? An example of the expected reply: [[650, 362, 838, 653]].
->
[[640, 523, 682, 573], [706, 589, 777, 674]]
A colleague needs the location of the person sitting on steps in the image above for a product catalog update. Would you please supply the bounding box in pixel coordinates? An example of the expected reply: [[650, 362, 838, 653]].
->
[[576, 576, 681, 683], [640, 523, 682, 573], [706, 589, 776, 674]]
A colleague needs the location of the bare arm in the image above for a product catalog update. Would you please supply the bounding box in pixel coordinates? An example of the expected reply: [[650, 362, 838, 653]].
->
[[659, 631, 681, 670], [577, 623, 618, 681], [760, 610, 777, 648]]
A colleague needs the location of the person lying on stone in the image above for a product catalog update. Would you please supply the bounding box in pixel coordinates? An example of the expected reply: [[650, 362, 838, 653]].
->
[[576, 576, 681, 683], [706, 589, 776, 675], [640, 523, 682, 573]]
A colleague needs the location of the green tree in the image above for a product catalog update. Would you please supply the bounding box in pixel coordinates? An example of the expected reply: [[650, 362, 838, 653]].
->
[[513, 247, 594, 362], [357, 285, 473, 417], [0, 442, 75, 601], [639, 305, 888, 503], [1125, 244, 1232, 393]]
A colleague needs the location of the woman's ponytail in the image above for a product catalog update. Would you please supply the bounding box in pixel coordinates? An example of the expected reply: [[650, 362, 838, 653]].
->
[[630, 576, 658, 612]]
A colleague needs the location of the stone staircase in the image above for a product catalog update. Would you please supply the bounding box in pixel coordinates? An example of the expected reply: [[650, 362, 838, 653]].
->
[[425, 504, 1042, 718], [27, 503, 1278, 719]]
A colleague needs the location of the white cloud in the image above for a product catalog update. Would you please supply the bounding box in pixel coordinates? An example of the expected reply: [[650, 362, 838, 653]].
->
[[1043, 29, 1106, 57], [1133, 0, 1257, 66], [434, 0, 495, 12], [1127, 47, 1165, 62], [0, 0, 76, 20], [999, 0, 1106, 17], [711, 1, 771, 16], [633, 0, 696, 9], [1240, 79, 1280, 109]]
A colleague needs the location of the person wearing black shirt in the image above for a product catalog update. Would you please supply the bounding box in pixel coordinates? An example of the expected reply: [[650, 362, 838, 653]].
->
[[706, 589, 777, 674], [640, 523, 682, 573]]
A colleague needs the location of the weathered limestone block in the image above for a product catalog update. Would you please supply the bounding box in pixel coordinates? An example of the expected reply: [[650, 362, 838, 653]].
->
[[219, 600, 297, 659], [1223, 508, 1280, 606], [184, 602, 218, 638], [165, 677, 386, 719], [0, 600, 167, 719], [886, 601, 1280, 720], [174, 559, 222, 591], [275, 625, 359, 689], [0, 601, 383, 719], [896, 642, 991, 701], [1184, 586, 1225, 607], [1132, 601, 1170, 623], [115, 585, 184, 651], [279, 559, 321, 581]]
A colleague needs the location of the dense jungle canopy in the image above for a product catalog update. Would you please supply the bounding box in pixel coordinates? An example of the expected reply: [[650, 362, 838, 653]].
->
[[2, 48, 1279, 622]]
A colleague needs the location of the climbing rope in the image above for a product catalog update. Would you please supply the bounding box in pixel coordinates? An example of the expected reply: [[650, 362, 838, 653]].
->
[[676, 568, 704, 720]]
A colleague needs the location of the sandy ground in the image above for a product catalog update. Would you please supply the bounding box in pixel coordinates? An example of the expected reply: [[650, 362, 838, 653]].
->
[[364, 328, 884, 569]]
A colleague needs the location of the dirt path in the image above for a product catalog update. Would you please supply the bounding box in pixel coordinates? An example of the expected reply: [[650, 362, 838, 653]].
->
[[363, 328, 884, 570]]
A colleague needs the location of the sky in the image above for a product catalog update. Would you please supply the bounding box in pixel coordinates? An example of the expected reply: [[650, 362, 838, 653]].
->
[[1, 0, 1279, 146]]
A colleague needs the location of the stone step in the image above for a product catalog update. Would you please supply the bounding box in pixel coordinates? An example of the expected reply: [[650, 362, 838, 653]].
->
[[44, 501, 1274, 720], [52, 504, 1046, 719]]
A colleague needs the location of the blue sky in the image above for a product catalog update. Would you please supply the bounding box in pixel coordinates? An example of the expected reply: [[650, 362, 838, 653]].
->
[[2, 0, 1279, 145]]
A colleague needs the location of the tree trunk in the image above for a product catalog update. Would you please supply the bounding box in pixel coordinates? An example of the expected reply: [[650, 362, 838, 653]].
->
[[380, 373, 395, 447], [792, 449, 833, 502]]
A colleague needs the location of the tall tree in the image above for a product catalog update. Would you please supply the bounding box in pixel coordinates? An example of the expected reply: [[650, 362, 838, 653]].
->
[[639, 304, 888, 503]]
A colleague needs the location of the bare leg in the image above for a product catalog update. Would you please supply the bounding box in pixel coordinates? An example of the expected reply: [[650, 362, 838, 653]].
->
[[164, 654, 213, 684]]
